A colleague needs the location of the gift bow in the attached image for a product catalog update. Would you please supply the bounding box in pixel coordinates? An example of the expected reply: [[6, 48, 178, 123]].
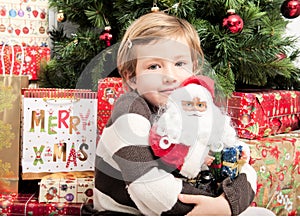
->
[[222, 158, 246, 176]]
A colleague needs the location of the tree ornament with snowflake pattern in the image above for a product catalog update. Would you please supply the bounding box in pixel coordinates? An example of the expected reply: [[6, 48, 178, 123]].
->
[[222, 9, 244, 34], [281, 0, 300, 19]]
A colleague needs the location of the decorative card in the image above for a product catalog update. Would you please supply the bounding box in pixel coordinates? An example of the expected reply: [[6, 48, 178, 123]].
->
[[21, 89, 97, 179]]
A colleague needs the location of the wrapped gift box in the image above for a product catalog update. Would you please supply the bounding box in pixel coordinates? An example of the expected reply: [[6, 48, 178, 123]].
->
[[97, 77, 124, 134], [0, 193, 82, 216], [0, 46, 50, 80], [0, 75, 29, 193], [39, 172, 94, 204], [242, 132, 300, 215], [21, 89, 98, 179], [227, 90, 300, 139]]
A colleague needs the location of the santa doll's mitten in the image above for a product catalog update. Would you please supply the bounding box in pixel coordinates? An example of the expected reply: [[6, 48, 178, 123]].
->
[[149, 124, 190, 170]]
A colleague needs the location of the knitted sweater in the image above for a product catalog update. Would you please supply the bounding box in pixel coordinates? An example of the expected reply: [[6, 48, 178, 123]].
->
[[93, 90, 257, 216]]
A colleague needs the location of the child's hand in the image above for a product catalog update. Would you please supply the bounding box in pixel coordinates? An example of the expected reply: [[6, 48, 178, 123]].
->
[[178, 193, 231, 216]]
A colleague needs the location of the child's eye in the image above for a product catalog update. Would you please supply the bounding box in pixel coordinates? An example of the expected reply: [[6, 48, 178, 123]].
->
[[175, 61, 186, 67], [148, 64, 161, 70]]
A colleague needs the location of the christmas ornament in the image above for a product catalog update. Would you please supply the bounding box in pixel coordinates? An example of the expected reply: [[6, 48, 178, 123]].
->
[[23, 26, 29, 34], [15, 28, 21, 36], [40, 9, 46, 19], [99, 26, 113, 47], [281, 0, 300, 19], [222, 9, 244, 34], [18, 8, 24, 17], [32, 9, 38, 18], [9, 8, 17, 17], [0, 24, 5, 32], [39, 26, 45, 34], [151, 3, 160, 12], [7, 25, 13, 34], [0, 6, 6, 16], [57, 10, 66, 22], [276, 52, 287, 60]]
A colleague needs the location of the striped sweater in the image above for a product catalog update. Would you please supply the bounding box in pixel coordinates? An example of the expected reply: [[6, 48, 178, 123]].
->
[[93, 90, 257, 215]]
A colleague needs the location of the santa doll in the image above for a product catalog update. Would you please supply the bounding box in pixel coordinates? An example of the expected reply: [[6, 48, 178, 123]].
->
[[149, 76, 247, 193]]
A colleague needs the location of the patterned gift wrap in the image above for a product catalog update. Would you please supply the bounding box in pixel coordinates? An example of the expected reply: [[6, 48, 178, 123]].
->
[[0, 74, 29, 193], [242, 132, 300, 215], [97, 77, 124, 135], [0, 46, 50, 80], [227, 90, 300, 139], [0, 193, 82, 216], [39, 172, 94, 203]]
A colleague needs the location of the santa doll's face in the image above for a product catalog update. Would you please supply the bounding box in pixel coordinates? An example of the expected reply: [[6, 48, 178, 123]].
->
[[181, 97, 207, 117], [156, 83, 214, 146]]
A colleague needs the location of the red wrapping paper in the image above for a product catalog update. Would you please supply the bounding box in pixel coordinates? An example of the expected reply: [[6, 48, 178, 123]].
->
[[0, 46, 50, 80], [97, 77, 124, 135], [227, 90, 300, 139], [0, 193, 83, 216]]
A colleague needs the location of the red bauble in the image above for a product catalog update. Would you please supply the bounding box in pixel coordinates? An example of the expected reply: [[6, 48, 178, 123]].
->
[[276, 52, 287, 60], [281, 0, 300, 19], [99, 26, 113, 47], [222, 9, 244, 34]]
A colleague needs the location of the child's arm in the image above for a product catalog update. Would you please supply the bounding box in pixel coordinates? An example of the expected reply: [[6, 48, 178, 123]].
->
[[96, 92, 213, 215]]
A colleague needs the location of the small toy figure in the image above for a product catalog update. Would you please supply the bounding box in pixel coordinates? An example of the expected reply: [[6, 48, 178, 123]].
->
[[149, 76, 247, 194]]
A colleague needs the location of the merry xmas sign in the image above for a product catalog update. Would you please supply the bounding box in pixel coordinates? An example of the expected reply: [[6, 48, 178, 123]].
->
[[21, 89, 97, 178]]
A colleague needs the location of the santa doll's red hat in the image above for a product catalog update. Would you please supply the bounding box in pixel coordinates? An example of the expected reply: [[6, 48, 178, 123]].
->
[[180, 75, 215, 98]]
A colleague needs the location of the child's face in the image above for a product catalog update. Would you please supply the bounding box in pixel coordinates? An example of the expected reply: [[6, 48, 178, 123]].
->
[[133, 38, 194, 107]]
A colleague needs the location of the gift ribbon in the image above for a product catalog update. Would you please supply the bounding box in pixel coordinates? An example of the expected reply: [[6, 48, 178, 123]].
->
[[222, 158, 246, 175], [24, 194, 35, 216]]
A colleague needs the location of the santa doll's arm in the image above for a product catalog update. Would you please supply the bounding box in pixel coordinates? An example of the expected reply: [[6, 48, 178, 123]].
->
[[180, 142, 210, 179]]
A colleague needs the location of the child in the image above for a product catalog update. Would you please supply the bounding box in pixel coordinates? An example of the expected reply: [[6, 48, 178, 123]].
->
[[93, 12, 257, 216]]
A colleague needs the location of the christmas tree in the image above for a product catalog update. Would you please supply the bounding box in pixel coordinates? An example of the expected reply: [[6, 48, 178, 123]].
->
[[40, 0, 300, 95]]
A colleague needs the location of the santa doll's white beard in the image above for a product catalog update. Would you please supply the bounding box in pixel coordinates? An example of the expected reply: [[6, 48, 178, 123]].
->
[[156, 108, 213, 147]]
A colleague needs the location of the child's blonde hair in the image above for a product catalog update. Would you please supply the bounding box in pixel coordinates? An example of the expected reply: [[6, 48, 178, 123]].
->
[[117, 12, 204, 87]]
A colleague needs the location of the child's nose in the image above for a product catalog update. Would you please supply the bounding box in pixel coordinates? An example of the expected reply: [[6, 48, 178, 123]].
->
[[162, 75, 177, 84], [162, 65, 178, 84]]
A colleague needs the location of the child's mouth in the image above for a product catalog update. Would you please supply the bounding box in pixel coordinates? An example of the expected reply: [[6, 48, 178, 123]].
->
[[160, 88, 177, 95]]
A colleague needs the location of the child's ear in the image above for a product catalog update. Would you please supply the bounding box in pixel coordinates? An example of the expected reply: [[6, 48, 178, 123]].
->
[[126, 75, 137, 90]]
